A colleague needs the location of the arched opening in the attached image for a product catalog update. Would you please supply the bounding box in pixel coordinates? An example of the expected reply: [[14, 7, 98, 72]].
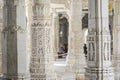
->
[[57, 13, 69, 58]]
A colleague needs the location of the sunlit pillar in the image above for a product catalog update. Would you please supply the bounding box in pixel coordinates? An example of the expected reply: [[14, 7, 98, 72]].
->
[[85, 0, 114, 80]]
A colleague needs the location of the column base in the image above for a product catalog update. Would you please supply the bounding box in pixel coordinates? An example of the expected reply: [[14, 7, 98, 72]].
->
[[85, 67, 114, 80]]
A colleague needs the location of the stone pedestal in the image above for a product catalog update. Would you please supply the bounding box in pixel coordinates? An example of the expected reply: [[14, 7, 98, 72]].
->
[[113, 0, 120, 80], [66, 0, 86, 80], [85, 0, 114, 80]]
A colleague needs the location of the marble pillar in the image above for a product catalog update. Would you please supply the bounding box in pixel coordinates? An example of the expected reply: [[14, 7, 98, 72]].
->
[[2, 0, 18, 79], [27, 0, 56, 80], [85, 0, 114, 80], [113, 0, 120, 80], [52, 12, 59, 60], [16, 0, 30, 80], [66, 0, 86, 80]]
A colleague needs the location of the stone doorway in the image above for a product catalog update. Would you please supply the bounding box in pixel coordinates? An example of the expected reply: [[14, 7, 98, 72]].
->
[[58, 13, 69, 59]]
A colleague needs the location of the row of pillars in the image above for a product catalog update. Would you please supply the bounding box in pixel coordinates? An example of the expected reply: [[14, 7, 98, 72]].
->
[[0, 0, 120, 80]]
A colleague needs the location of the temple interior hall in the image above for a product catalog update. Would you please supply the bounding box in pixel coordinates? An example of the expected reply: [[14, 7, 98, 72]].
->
[[0, 0, 120, 80]]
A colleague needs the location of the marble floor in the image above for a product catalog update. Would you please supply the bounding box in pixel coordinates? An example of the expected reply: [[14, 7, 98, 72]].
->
[[54, 58, 75, 80]]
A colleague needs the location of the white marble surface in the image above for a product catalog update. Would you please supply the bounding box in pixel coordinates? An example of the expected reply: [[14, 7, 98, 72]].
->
[[54, 58, 75, 80]]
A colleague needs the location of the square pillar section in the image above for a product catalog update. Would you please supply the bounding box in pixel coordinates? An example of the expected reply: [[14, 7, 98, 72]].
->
[[85, 0, 114, 80]]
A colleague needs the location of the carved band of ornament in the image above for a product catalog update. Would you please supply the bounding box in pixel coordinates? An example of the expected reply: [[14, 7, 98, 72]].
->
[[30, 69, 45, 73], [33, 3, 45, 6], [32, 4, 50, 14], [87, 35, 95, 41], [88, 31, 96, 35], [33, 16, 51, 19], [33, 0, 50, 4], [88, 42, 95, 61], [103, 42, 111, 61], [96, 35, 111, 41], [31, 75, 46, 78], [89, 31, 110, 35], [31, 21, 50, 27], [87, 35, 111, 42], [32, 49, 44, 55], [89, 37, 94, 41], [2, 25, 25, 34]]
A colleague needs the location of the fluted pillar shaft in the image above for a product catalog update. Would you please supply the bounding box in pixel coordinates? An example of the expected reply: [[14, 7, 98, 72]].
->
[[85, 0, 114, 80]]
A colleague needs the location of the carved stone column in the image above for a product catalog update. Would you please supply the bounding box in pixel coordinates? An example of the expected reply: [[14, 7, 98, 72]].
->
[[66, 0, 86, 80], [113, 0, 120, 80], [2, 0, 18, 79], [16, 0, 30, 80], [27, 0, 56, 80], [85, 0, 114, 80]]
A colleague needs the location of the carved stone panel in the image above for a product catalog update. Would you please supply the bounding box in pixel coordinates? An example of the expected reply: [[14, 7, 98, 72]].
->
[[30, 17, 53, 79]]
